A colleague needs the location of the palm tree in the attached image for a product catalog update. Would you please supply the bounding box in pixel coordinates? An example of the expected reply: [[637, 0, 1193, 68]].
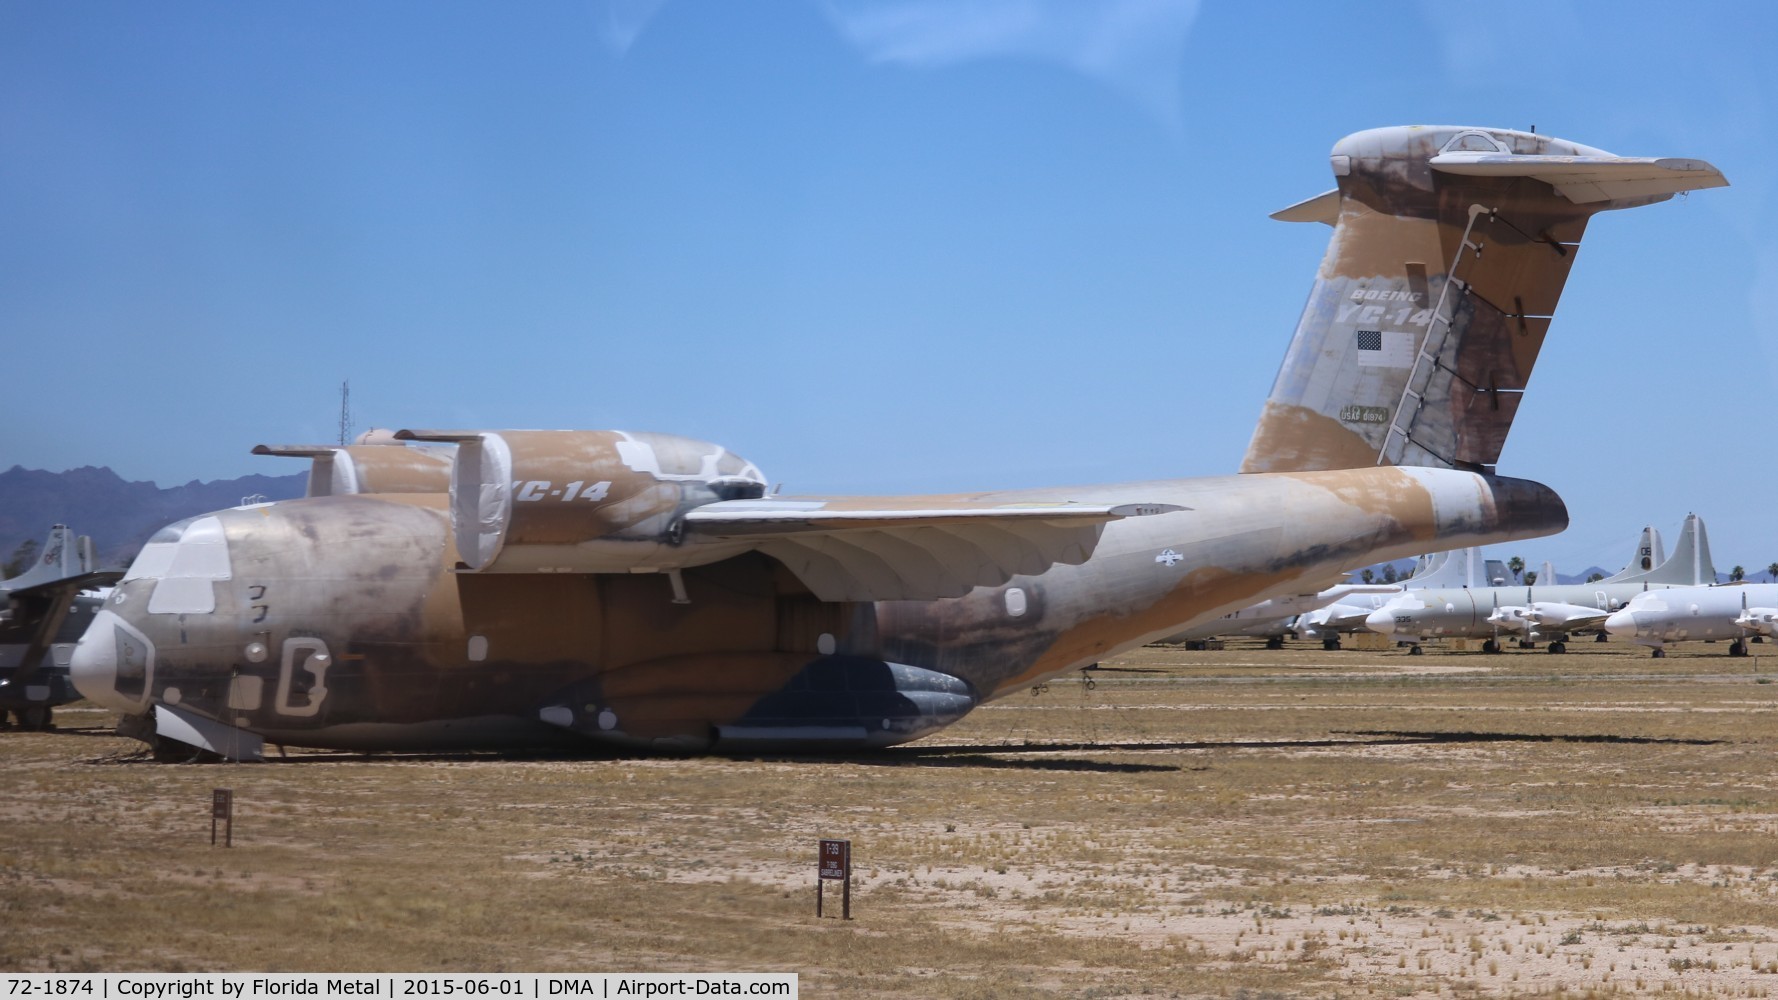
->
[[1587, 573, 1605, 583], [1731, 565, 1746, 583], [1382, 563, 1399, 584], [1524, 571, 1538, 586], [1361, 568, 1375, 584], [1508, 555, 1525, 582], [1768, 562, 1778, 583]]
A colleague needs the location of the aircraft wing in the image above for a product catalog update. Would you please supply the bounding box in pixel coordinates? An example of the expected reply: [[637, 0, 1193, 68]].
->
[[684, 498, 1183, 601], [4, 570, 121, 601], [1428, 153, 1727, 204], [1527, 602, 1614, 632], [0, 569, 120, 689]]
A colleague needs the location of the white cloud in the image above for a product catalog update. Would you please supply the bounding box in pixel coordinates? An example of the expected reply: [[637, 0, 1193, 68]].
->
[[594, 0, 671, 56], [819, 0, 1201, 129]]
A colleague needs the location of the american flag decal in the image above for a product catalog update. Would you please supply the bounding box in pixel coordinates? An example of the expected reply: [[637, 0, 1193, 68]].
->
[[1356, 330, 1383, 351]]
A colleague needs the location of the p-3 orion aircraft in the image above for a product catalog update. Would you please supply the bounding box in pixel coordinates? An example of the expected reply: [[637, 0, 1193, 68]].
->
[[71, 125, 1726, 759]]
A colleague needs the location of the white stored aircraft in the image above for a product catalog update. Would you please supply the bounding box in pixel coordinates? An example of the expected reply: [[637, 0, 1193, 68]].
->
[[1606, 583, 1778, 657]]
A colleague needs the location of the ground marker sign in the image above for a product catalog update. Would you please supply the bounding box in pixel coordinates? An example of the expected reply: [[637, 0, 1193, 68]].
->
[[817, 838, 850, 919], [211, 788, 233, 847]]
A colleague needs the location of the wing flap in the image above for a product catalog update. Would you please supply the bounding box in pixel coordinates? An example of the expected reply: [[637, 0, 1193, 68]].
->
[[684, 497, 1183, 601]]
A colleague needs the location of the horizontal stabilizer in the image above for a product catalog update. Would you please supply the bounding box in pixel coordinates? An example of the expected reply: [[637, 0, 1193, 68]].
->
[[1430, 153, 1728, 204], [1270, 188, 1341, 225], [686, 498, 1184, 602]]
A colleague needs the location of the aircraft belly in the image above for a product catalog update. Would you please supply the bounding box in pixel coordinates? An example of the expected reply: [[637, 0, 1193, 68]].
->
[[253, 716, 585, 752]]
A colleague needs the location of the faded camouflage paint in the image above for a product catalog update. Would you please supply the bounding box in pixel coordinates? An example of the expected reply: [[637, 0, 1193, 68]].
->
[[252, 443, 455, 496], [1242, 126, 1683, 475], [69, 124, 1719, 757], [76, 461, 1562, 753]]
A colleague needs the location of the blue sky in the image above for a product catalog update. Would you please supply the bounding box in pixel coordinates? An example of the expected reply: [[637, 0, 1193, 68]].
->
[[2, 0, 1773, 574]]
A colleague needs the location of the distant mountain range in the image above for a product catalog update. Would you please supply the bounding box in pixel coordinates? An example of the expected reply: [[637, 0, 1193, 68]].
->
[[0, 465, 306, 569]]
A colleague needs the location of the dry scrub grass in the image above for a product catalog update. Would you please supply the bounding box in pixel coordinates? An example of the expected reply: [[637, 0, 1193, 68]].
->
[[5, 639, 1778, 997]]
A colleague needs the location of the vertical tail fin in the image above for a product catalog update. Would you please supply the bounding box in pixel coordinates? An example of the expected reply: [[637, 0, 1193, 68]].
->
[[1599, 525, 1666, 584], [1642, 514, 1716, 586], [2, 525, 84, 590], [1407, 547, 1484, 589], [1242, 126, 1726, 474]]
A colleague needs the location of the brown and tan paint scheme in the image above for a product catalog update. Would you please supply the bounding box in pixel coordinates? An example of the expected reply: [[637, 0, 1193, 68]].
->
[[71, 126, 1724, 758]]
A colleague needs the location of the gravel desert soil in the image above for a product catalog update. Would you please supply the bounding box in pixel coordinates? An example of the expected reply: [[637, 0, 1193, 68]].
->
[[5, 639, 1778, 998]]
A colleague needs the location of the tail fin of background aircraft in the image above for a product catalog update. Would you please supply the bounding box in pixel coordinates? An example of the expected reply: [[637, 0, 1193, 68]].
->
[[1641, 514, 1716, 586], [1599, 525, 1665, 584], [1, 525, 97, 591], [1408, 547, 1484, 589], [1242, 126, 1726, 474]]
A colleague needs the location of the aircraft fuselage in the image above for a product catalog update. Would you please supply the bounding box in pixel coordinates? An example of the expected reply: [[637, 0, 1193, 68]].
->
[[73, 466, 1561, 754]]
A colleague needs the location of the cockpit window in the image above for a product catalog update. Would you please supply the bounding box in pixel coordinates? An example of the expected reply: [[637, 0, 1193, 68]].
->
[[1443, 131, 1506, 154], [122, 515, 234, 614]]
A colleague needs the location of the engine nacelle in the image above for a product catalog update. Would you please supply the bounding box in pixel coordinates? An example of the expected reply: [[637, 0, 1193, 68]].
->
[[396, 429, 767, 573], [252, 441, 454, 496]]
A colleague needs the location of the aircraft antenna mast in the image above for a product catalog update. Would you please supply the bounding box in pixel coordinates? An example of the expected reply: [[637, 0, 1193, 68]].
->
[[338, 380, 352, 446]]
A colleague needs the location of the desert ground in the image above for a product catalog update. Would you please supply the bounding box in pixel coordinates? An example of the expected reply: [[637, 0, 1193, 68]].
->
[[6, 637, 1778, 998]]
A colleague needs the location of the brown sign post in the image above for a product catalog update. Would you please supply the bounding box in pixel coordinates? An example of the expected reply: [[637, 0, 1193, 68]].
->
[[817, 839, 851, 919], [211, 788, 233, 847]]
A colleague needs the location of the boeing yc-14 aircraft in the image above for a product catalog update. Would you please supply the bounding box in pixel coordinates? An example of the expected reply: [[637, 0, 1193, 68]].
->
[[69, 126, 1726, 759]]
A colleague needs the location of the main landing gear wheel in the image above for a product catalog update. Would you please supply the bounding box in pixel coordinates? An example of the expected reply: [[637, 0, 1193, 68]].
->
[[1547, 641, 1567, 654], [1482, 639, 1500, 655], [1408, 644, 1424, 656], [1730, 640, 1748, 657], [1596, 632, 1609, 642], [18, 705, 50, 730], [1323, 636, 1342, 651], [1265, 636, 1284, 650], [1652, 648, 1667, 659]]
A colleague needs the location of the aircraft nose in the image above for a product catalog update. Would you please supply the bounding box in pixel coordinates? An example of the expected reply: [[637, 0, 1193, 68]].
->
[[1364, 608, 1397, 635], [1603, 609, 1638, 638], [71, 608, 154, 714]]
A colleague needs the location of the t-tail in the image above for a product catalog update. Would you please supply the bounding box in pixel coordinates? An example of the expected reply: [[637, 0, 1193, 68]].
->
[[1243, 126, 1726, 474]]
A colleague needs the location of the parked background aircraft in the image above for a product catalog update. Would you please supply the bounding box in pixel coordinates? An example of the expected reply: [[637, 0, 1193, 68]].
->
[[1165, 547, 1504, 651], [1301, 548, 1516, 650], [0, 525, 119, 728], [1606, 582, 1778, 657], [69, 125, 1725, 759], [1364, 516, 1715, 653]]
